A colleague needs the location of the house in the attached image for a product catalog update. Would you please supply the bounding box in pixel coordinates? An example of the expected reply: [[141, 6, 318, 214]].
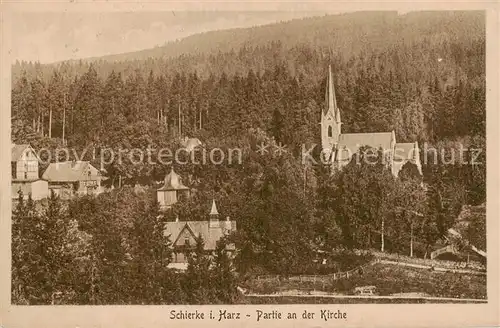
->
[[321, 65, 422, 177], [42, 160, 103, 199], [164, 199, 237, 270], [157, 167, 190, 210], [11, 144, 49, 201]]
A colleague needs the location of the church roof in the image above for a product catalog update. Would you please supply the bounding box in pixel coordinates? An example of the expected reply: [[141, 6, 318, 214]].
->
[[392, 142, 422, 176], [336, 132, 394, 162], [394, 142, 418, 161], [157, 167, 189, 191]]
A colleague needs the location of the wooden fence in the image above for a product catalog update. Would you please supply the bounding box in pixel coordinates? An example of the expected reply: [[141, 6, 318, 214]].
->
[[255, 259, 380, 283], [253, 254, 486, 284]]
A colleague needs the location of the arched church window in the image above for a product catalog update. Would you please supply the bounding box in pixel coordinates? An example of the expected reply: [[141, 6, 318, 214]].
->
[[328, 125, 333, 137]]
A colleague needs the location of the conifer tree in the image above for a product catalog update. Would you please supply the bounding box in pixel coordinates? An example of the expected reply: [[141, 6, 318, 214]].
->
[[183, 235, 216, 304], [212, 239, 239, 304]]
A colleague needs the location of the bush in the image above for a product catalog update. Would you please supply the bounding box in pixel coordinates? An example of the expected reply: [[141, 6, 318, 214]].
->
[[328, 250, 374, 272], [334, 278, 354, 294]]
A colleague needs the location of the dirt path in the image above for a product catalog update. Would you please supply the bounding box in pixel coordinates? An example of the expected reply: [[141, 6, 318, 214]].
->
[[377, 259, 486, 275], [245, 293, 487, 303]]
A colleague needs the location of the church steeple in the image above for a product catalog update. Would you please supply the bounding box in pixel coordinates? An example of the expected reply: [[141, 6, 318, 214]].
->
[[321, 65, 342, 160], [326, 65, 341, 122]]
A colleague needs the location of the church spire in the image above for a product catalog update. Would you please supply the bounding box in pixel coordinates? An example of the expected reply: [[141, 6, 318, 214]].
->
[[325, 65, 341, 122], [321, 65, 342, 160]]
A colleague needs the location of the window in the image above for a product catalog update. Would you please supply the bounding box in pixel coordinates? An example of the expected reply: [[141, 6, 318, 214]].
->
[[328, 125, 333, 137], [27, 163, 37, 172], [184, 237, 190, 246]]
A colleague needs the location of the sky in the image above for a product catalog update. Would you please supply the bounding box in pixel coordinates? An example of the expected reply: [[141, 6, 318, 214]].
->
[[10, 11, 347, 64]]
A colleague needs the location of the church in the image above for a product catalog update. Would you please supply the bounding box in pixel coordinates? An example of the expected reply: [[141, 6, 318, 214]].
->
[[320, 66, 422, 177]]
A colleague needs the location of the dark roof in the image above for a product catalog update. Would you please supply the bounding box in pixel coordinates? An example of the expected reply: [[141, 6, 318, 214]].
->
[[11, 144, 35, 161], [157, 168, 189, 191], [42, 161, 101, 182], [164, 219, 237, 250]]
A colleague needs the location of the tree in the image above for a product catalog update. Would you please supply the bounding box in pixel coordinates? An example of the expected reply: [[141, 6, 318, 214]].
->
[[12, 191, 92, 304], [182, 235, 216, 304], [11, 191, 37, 304], [128, 196, 173, 303], [392, 175, 427, 257], [72, 64, 103, 145], [332, 147, 395, 249], [212, 238, 239, 303]]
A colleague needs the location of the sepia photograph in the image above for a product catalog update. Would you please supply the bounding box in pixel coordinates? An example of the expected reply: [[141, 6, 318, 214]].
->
[[4, 5, 494, 314]]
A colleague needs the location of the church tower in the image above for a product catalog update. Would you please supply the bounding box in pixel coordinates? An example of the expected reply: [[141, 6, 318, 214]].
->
[[321, 65, 342, 160]]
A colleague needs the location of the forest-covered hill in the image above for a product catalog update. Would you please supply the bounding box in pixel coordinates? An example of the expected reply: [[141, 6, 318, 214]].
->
[[12, 10, 485, 81], [70, 11, 485, 63]]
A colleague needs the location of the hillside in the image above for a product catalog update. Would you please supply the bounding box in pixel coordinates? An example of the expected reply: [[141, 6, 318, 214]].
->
[[79, 11, 484, 63], [242, 261, 487, 300], [12, 10, 485, 81]]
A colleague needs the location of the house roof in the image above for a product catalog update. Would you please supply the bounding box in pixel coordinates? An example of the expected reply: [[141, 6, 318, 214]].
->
[[164, 219, 237, 251], [210, 199, 219, 215], [157, 168, 189, 191], [11, 144, 37, 161], [42, 161, 101, 182], [336, 132, 394, 162]]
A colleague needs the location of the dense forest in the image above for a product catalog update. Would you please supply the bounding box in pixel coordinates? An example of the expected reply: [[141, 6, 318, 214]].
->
[[11, 11, 486, 304]]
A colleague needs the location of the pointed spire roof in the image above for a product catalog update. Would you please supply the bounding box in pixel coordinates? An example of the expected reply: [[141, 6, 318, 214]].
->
[[210, 199, 219, 216], [157, 167, 189, 191], [323, 65, 341, 123]]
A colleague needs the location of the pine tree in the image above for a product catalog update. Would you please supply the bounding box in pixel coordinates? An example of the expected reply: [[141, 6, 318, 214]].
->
[[183, 235, 216, 304], [11, 191, 36, 304]]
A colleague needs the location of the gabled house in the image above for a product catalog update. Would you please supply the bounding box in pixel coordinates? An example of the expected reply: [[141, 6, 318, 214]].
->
[[42, 160, 103, 199], [11, 144, 49, 200], [164, 200, 237, 270]]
